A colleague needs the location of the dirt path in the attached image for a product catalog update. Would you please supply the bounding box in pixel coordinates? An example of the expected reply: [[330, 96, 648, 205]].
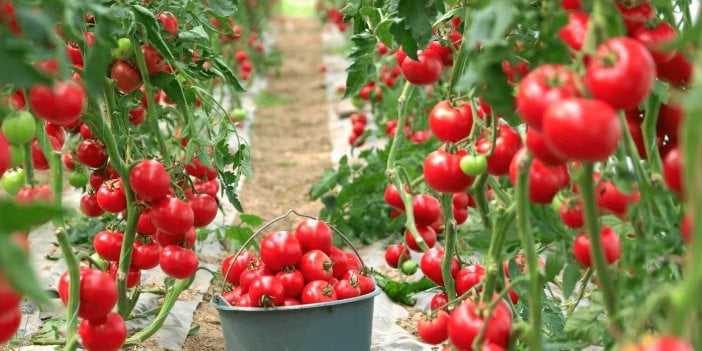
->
[[182, 16, 330, 350]]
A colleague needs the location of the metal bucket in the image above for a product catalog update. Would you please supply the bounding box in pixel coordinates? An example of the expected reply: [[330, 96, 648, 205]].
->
[[213, 286, 381, 351]]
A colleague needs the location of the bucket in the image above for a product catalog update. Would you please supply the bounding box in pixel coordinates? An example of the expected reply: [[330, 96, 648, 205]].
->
[[213, 209, 381, 351]]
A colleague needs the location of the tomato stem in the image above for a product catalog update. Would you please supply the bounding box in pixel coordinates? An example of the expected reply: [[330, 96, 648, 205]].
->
[[22, 139, 34, 186], [479, 204, 515, 306], [470, 173, 491, 228], [56, 230, 81, 351], [440, 193, 457, 301]]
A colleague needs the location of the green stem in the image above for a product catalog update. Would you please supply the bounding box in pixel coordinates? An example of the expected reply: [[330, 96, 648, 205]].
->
[[515, 153, 543, 351], [57, 231, 80, 351], [447, 4, 473, 97], [470, 173, 491, 228], [578, 163, 623, 335], [641, 96, 662, 172], [440, 193, 457, 301], [486, 176, 510, 205], [566, 269, 593, 317], [22, 141, 34, 186], [385, 82, 413, 170], [480, 205, 516, 305]]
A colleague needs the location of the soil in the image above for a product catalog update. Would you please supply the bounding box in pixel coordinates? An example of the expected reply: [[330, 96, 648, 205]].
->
[[182, 15, 331, 351]]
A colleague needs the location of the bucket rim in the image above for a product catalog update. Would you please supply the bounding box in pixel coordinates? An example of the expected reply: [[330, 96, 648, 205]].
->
[[213, 285, 381, 312]]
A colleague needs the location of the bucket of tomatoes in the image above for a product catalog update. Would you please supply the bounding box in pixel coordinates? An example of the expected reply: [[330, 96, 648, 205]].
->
[[213, 209, 380, 351]]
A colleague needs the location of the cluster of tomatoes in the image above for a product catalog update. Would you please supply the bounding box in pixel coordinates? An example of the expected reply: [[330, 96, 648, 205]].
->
[[317, 3, 350, 32], [219, 219, 375, 308], [347, 113, 368, 147]]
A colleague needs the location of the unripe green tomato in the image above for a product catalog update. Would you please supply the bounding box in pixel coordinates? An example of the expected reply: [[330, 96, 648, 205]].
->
[[551, 193, 565, 213], [10, 144, 24, 167], [231, 109, 246, 122], [112, 38, 134, 60], [460, 154, 488, 176], [351, 95, 365, 109], [1, 168, 25, 195], [400, 259, 418, 275], [68, 171, 88, 188], [2, 111, 36, 145]]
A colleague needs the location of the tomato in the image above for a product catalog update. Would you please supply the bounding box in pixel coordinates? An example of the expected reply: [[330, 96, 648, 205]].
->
[[2, 111, 36, 144], [29, 81, 85, 126], [586, 37, 655, 110], [573, 226, 621, 267], [334, 278, 361, 299], [58, 268, 117, 321], [424, 147, 475, 193], [276, 268, 305, 298], [475, 125, 523, 176], [131, 239, 160, 270], [509, 148, 570, 204], [136, 210, 157, 236], [633, 22, 677, 63], [345, 252, 363, 272], [342, 270, 375, 295], [111, 38, 133, 60], [78, 312, 126, 351], [401, 260, 419, 275], [108, 261, 141, 288], [30, 138, 49, 170], [459, 154, 488, 176], [9, 144, 24, 167], [239, 264, 272, 292], [159, 245, 199, 279], [616, 2, 656, 34], [453, 206, 468, 224], [405, 226, 437, 252], [0, 305, 20, 344], [76, 139, 108, 168], [384, 244, 410, 268], [141, 45, 164, 75], [129, 107, 145, 126], [1, 168, 24, 196], [150, 196, 194, 236], [300, 250, 333, 282], [156, 227, 195, 248], [448, 298, 512, 349], [417, 310, 450, 345], [400, 50, 444, 86], [249, 276, 285, 307], [0, 274, 21, 313], [663, 146, 682, 195], [542, 98, 621, 162], [560, 201, 584, 229], [0, 136, 9, 179], [413, 194, 442, 227], [111, 61, 142, 94], [130, 159, 170, 202], [420, 248, 459, 287], [638, 336, 694, 351], [221, 252, 258, 285], [681, 214, 692, 244], [223, 286, 244, 305], [185, 157, 217, 180], [97, 179, 127, 213], [158, 12, 179, 36], [426, 40, 454, 66], [384, 183, 405, 210], [295, 219, 333, 255], [189, 194, 218, 227], [80, 194, 104, 217], [301, 280, 337, 304], [236, 294, 255, 307], [15, 185, 53, 204], [67, 171, 88, 188], [428, 100, 472, 143], [558, 12, 588, 51], [516, 64, 579, 131], [260, 231, 302, 271], [430, 292, 449, 310], [595, 181, 633, 218], [93, 230, 124, 261], [657, 103, 683, 140], [525, 128, 566, 166], [656, 52, 692, 87], [455, 264, 486, 295], [45, 123, 65, 151]]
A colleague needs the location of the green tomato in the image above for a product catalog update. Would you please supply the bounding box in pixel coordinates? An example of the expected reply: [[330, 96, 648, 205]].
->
[[551, 193, 564, 213], [400, 260, 418, 275], [460, 154, 488, 176], [10, 144, 24, 167], [68, 171, 88, 188], [2, 111, 36, 145], [1, 168, 25, 196], [112, 38, 134, 60], [231, 109, 246, 122], [351, 95, 365, 109]]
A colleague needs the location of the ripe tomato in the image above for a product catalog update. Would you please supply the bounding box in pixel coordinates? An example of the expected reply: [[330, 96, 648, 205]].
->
[[430, 292, 449, 310], [276, 268, 305, 298], [0, 134, 9, 178], [656, 52, 692, 87], [76, 139, 108, 168], [417, 310, 450, 345], [663, 146, 682, 195], [475, 125, 523, 176], [58, 268, 117, 321], [78, 312, 127, 351], [249, 276, 285, 307], [300, 250, 333, 282], [15, 185, 53, 204], [586, 37, 655, 110], [301, 280, 337, 304], [131, 239, 160, 270], [185, 157, 217, 181], [130, 159, 170, 202], [633, 22, 677, 63], [429, 100, 472, 142], [558, 12, 588, 51], [159, 245, 199, 279], [400, 50, 444, 86], [657, 103, 683, 140], [448, 298, 512, 349], [616, 2, 656, 34], [508, 148, 570, 204], [516, 64, 579, 131], [638, 336, 694, 351], [239, 264, 272, 292], [30, 138, 49, 170], [108, 261, 141, 288], [0, 274, 21, 314], [525, 128, 566, 166], [97, 179, 127, 213], [111, 61, 142, 94], [384, 183, 405, 210], [329, 246, 350, 279], [223, 286, 244, 305], [136, 210, 157, 236], [221, 252, 258, 285], [334, 278, 361, 299], [412, 194, 442, 227], [188, 194, 218, 227], [424, 147, 475, 193], [420, 248, 459, 287], [595, 181, 633, 218], [155, 227, 195, 248], [384, 244, 410, 268], [150, 196, 194, 236], [79, 193, 103, 217], [129, 107, 145, 125], [681, 214, 692, 244], [573, 226, 621, 267], [455, 264, 486, 295], [0, 305, 21, 344], [158, 12, 179, 36], [560, 201, 584, 229], [542, 98, 621, 162], [93, 230, 124, 261], [29, 81, 85, 126], [405, 226, 437, 252], [295, 219, 333, 255], [142, 45, 165, 75], [236, 294, 254, 307], [260, 231, 302, 271]]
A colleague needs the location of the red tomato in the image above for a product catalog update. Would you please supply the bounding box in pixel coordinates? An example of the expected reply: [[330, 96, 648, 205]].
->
[[663, 146, 682, 195], [30, 138, 49, 170], [300, 250, 333, 282], [426, 41, 453, 66], [657, 103, 683, 140], [573, 226, 621, 267], [526, 128, 566, 166], [0, 134, 9, 178], [150, 196, 194, 236], [29, 81, 85, 126], [79, 194, 103, 217], [516, 64, 579, 131], [0, 274, 21, 313], [681, 214, 692, 244], [78, 312, 126, 351], [159, 245, 199, 279], [58, 268, 117, 321], [260, 231, 302, 271], [0, 305, 21, 344], [412, 194, 442, 227], [93, 230, 124, 261], [276, 268, 305, 298], [586, 37, 655, 110], [142, 45, 165, 75], [334, 278, 361, 299], [96, 179, 127, 213], [417, 310, 450, 345], [111, 61, 142, 94], [295, 219, 333, 255], [108, 262, 141, 288], [430, 292, 449, 310], [239, 264, 272, 293], [560, 201, 584, 229], [76, 139, 108, 168], [595, 181, 633, 218], [131, 239, 161, 270], [448, 298, 512, 349], [455, 264, 486, 295], [384, 244, 410, 268], [384, 183, 405, 210], [189, 194, 218, 227], [542, 98, 621, 162], [223, 286, 244, 305], [561, 0, 582, 10], [236, 293, 254, 307], [424, 147, 475, 193], [639, 336, 694, 351], [475, 125, 523, 176], [633, 22, 677, 63], [656, 52, 692, 87], [129, 107, 145, 125], [508, 148, 570, 204], [221, 252, 258, 285], [405, 226, 437, 252], [558, 12, 588, 51], [301, 280, 337, 304], [130, 160, 170, 202], [158, 12, 179, 36], [249, 276, 285, 307], [136, 210, 157, 236], [420, 248, 459, 287], [400, 50, 444, 86], [616, 2, 656, 34], [15, 185, 54, 204]]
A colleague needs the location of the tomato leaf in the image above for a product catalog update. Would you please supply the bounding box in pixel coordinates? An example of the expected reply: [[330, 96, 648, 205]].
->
[[395, 0, 437, 51], [465, 0, 516, 49], [563, 297, 609, 346], [0, 200, 66, 234], [0, 39, 51, 87], [0, 234, 52, 306], [207, 0, 237, 17], [239, 214, 263, 227], [544, 251, 565, 282], [179, 26, 210, 44], [560, 263, 580, 299], [343, 32, 377, 98]]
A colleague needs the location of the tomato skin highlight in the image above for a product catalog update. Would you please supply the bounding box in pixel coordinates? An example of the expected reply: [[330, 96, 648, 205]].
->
[[295, 219, 333, 255], [428, 100, 472, 142], [260, 231, 302, 271]]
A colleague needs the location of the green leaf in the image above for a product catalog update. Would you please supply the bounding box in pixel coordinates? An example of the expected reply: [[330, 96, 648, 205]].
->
[[564, 301, 608, 345], [207, 0, 237, 17], [561, 263, 580, 299], [544, 251, 565, 282], [343, 32, 377, 98], [0, 200, 66, 234], [465, 0, 517, 49], [543, 296, 566, 335], [0, 234, 51, 305], [375, 19, 396, 47], [210, 57, 245, 92], [396, 0, 437, 50], [0, 44, 51, 87], [341, 0, 361, 16], [179, 26, 210, 44], [239, 214, 263, 227], [309, 156, 351, 199], [360, 7, 381, 28]]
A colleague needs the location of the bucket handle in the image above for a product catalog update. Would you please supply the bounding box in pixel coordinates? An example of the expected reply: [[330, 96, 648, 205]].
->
[[220, 209, 368, 293]]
